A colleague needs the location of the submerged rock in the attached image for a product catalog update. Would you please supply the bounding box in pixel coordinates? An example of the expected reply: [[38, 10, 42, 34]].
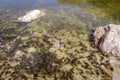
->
[[46, 34, 60, 48], [18, 9, 46, 23], [93, 24, 120, 57]]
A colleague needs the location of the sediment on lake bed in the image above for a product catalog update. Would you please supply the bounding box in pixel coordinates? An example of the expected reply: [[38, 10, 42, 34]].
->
[[0, 22, 113, 80]]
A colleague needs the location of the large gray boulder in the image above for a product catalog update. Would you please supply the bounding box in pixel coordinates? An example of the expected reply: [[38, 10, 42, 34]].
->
[[93, 24, 120, 57]]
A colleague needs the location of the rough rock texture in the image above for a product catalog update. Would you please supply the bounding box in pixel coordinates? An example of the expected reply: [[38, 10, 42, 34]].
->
[[93, 24, 120, 57], [18, 9, 46, 22]]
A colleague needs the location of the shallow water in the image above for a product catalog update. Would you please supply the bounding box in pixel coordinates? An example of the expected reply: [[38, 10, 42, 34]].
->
[[0, 0, 120, 80], [0, 0, 120, 31], [58, 0, 120, 22], [0, 0, 112, 29], [0, 0, 120, 24]]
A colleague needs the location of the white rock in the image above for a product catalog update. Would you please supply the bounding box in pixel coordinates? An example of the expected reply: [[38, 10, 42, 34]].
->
[[18, 9, 46, 22], [53, 41, 60, 48]]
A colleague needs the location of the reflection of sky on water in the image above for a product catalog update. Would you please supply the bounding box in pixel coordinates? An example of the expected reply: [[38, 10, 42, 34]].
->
[[0, 0, 120, 22], [0, 0, 60, 10], [0, 0, 114, 27]]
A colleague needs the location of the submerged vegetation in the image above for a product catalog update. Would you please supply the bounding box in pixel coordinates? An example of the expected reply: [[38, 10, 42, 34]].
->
[[0, 24, 113, 79], [0, 0, 120, 80], [58, 0, 120, 22]]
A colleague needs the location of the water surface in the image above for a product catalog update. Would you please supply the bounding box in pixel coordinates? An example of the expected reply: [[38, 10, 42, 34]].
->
[[0, 0, 119, 29], [0, 0, 119, 80], [58, 0, 120, 22], [0, 0, 114, 29]]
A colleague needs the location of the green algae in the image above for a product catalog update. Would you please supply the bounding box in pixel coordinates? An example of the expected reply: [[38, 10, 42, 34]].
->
[[57, 0, 120, 22], [0, 23, 113, 79], [0, 2, 117, 79]]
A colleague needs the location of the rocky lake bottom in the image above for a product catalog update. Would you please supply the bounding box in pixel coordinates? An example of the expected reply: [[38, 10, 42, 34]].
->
[[0, 0, 120, 80]]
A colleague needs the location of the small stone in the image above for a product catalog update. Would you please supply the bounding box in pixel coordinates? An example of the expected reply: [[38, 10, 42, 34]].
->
[[0, 45, 6, 49], [113, 75, 120, 80], [25, 65, 31, 69], [53, 41, 60, 48], [18, 44, 24, 47]]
